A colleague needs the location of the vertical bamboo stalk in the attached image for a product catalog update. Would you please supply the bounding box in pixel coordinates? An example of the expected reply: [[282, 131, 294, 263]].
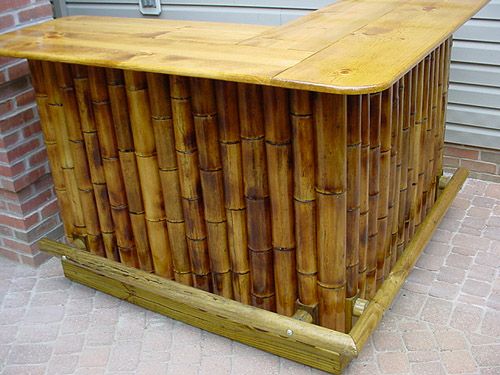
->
[[55, 63, 105, 257], [408, 62, 425, 239], [389, 80, 402, 270], [42, 61, 87, 238], [215, 81, 251, 304], [366, 92, 381, 299], [191, 77, 233, 299], [358, 94, 370, 299], [147, 72, 192, 286], [73, 65, 119, 261], [426, 49, 438, 213], [398, 71, 411, 260], [88, 66, 139, 268], [170, 75, 212, 292], [107, 69, 155, 273], [124, 70, 174, 279], [376, 87, 392, 288], [315, 92, 347, 332], [346, 95, 361, 330], [263, 86, 297, 317], [29, 60, 74, 240], [291, 90, 318, 308], [239, 83, 275, 312]]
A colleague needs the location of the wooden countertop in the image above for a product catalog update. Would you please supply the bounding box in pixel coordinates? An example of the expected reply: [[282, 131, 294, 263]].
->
[[0, 0, 489, 94]]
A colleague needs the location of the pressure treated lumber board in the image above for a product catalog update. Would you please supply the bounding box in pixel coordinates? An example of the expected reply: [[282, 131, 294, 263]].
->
[[0, 0, 488, 94], [37, 167, 469, 374]]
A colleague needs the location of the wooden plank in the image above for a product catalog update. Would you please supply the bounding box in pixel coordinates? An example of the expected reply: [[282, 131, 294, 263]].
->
[[0, 0, 488, 93], [273, 0, 489, 94], [39, 238, 357, 374]]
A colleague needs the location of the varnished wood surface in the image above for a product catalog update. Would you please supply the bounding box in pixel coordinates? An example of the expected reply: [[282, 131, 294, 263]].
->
[[0, 0, 487, 94]]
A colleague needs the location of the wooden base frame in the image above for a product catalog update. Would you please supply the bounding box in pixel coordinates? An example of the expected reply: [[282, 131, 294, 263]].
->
[[38, 168, 468, 374]]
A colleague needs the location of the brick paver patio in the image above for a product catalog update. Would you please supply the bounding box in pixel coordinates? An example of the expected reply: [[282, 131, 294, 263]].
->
[[0, 177, 499, 375]]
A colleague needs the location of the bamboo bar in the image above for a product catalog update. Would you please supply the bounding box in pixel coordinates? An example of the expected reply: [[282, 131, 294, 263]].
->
[[3, 2, 486, 372], [291, 90, 318, 309]]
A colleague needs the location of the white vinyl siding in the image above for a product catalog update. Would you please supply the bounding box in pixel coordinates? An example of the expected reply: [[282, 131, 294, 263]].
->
[[54, 0, 500, 150]]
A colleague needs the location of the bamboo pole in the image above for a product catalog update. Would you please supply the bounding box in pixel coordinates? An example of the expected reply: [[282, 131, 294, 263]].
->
[[73, 65, 118, 261], [397, 71, 411, 260], [170, 75, 212, 292], [124, 70, 174, 278], [314, 92, 347, 332], [366, 92, 381, 299], [357, 94, 370, 299], [408, 62, 424, 239], [346, 95, 361, 330], [351, 168, 468, 351], [28, 60, 75, 240], [263, 86, 297, 317], [147, 72, 192, 286], [43, 61, 87, 238], [238, 83, 275, 312], [191, 77, 233, 299], [55, 63, 106, 257], [106, 69, 153, 271], [215, 81, 251, 304], [291, 90, 318, 308], [388, 80, 401, 270], [376, 88, 392, 288], [88, 66, 139, 268]]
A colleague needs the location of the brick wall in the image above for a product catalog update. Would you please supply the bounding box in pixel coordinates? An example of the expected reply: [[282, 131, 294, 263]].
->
[[443, 143, 500, 183], [0, 0, 63, 266]]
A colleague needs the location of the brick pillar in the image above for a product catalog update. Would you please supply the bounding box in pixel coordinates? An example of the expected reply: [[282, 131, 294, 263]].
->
[[0, 0, 63, 266]]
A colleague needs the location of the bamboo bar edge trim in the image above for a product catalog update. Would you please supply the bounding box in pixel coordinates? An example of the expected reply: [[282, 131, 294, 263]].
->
[[37, 167, 468, 374]]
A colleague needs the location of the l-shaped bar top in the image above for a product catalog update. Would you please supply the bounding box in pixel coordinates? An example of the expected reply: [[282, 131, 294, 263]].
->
[[0, 0, 489, 94]]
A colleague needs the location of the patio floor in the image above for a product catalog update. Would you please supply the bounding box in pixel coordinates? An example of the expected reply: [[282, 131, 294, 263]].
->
[[0, 177, 499, 375]]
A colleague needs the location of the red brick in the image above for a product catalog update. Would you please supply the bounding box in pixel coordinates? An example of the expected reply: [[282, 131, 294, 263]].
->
[[12, 164, 47, 191], [444, 144, 479, 160], [28, 147, 47, 167], [15, 89, 35, 107], [0, 75, 30, 101], [5, 138, 40, 163], [18, 4, 53, 23], [19, 188, 53, 214], [443, 156, 459, 167], [22, 120, 41, 138], [7, 60, 30, 81], [0, 56, 17, 68], [0, 99, 14, 115], [2, 237, 35, 254], [40, 199, 59, 219], [0, 14, 15, 31], [20, 250, 51, 266], [462, 159, 496, 174], [0, 211, 39, 230], [0, 0, 31, 13], [0, 247, 20, 262], [0, 107, 34, 133], [0, 70, 6, 84], [0, 131, 21, 149], [0, 159, 25, 177]]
